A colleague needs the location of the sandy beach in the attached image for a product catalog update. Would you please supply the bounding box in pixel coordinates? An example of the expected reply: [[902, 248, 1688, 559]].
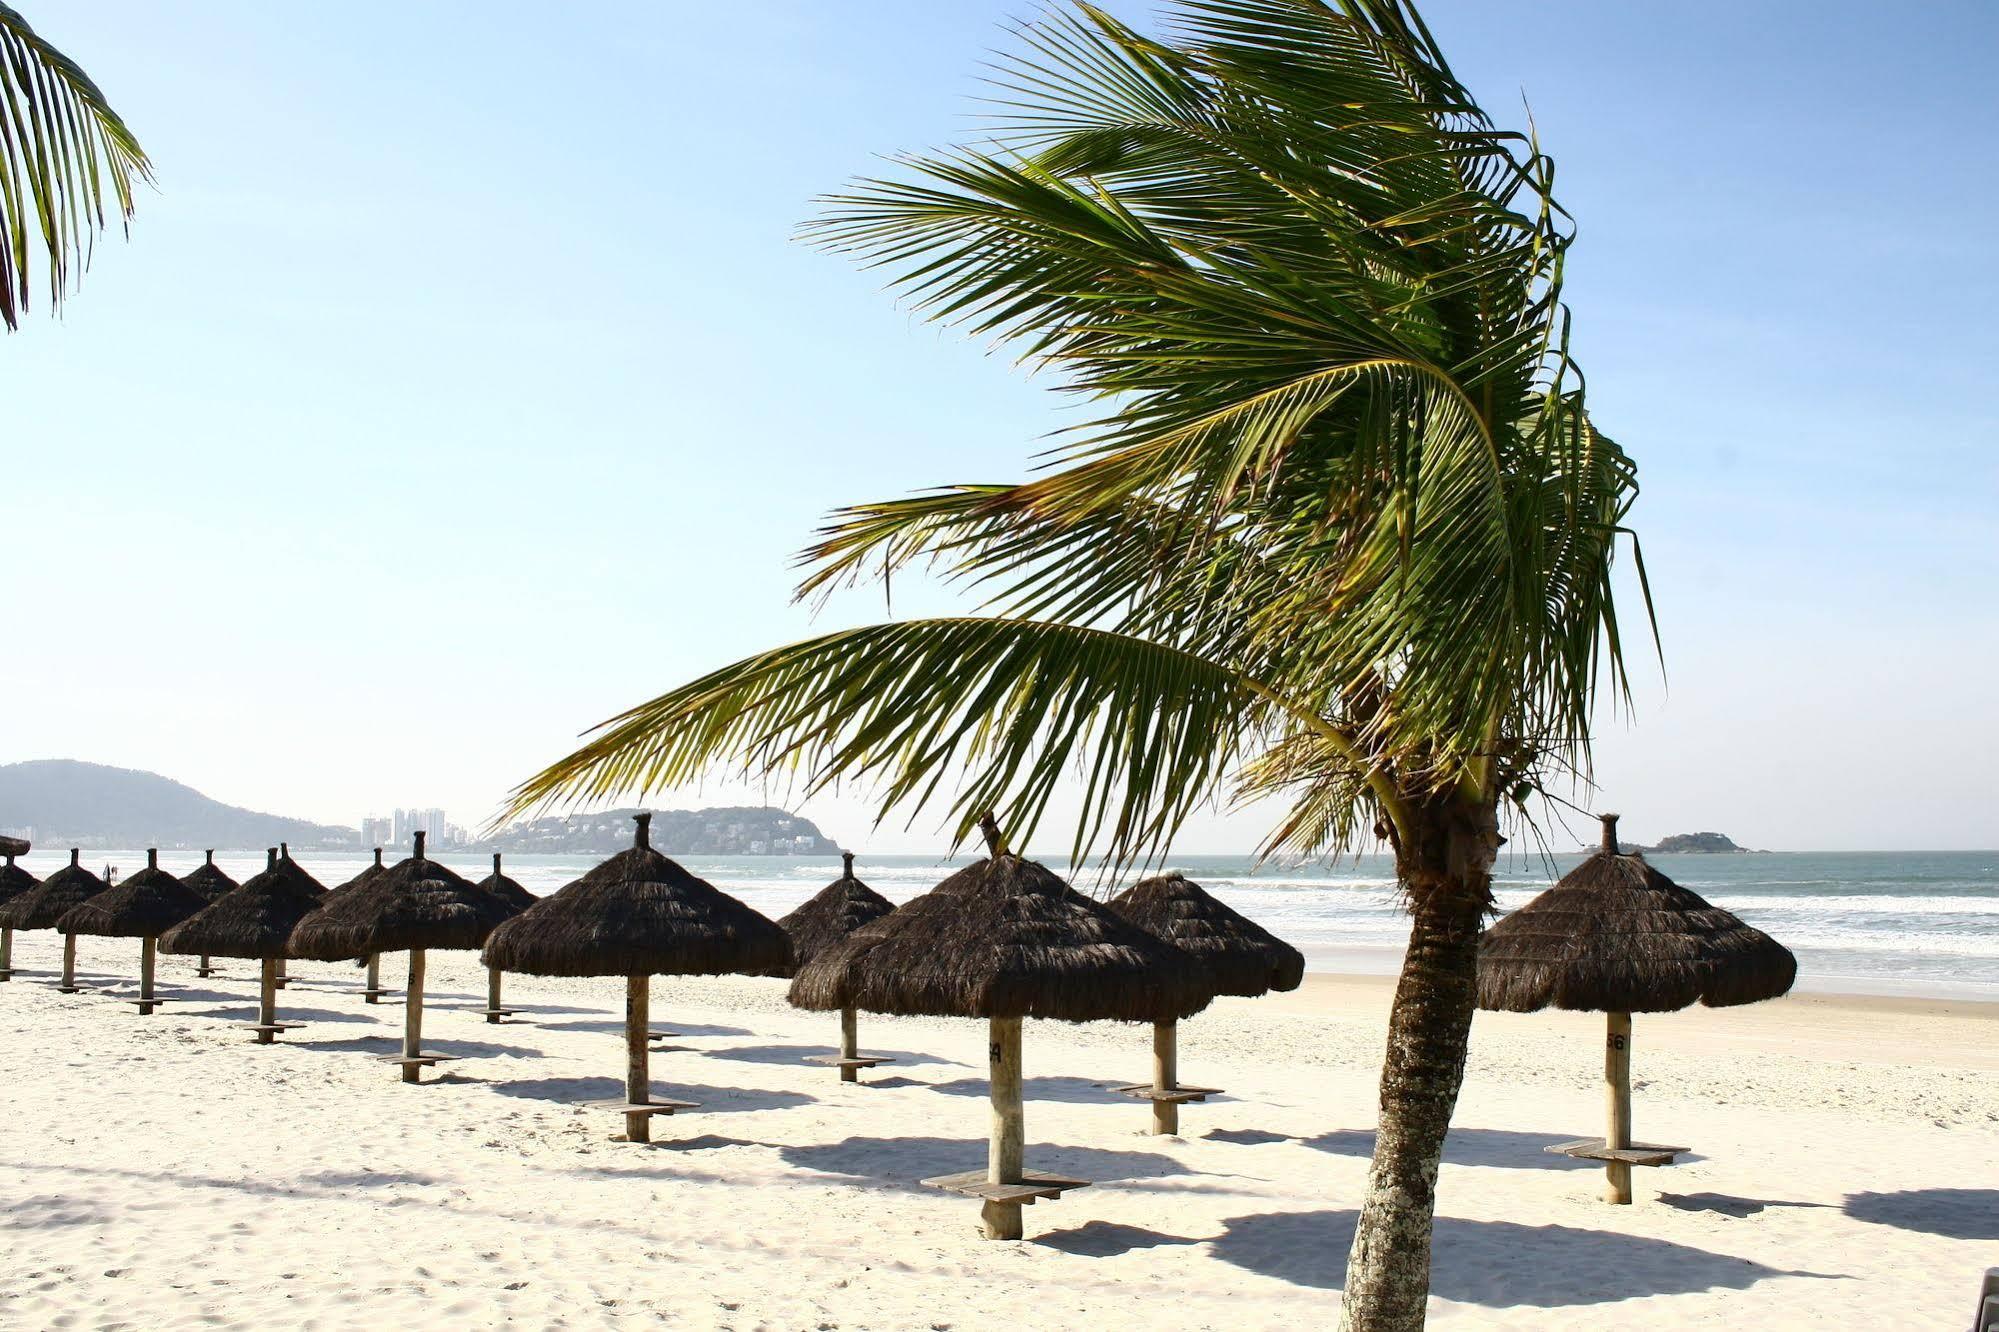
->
[[0, 931, 1992, 1330]]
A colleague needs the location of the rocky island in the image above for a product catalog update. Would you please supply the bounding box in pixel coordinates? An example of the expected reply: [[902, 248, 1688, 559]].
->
[[470, 806, 840, 856], [1626, 831, 1760, 854]]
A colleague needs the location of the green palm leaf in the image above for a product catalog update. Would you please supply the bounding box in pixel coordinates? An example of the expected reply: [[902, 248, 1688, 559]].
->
[[507, 617, 1321, 866], [515, 0, 1649, 872], [0, 3, 150, 329]]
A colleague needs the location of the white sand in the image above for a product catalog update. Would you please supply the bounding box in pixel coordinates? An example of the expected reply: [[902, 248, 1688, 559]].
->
[[1, 932, 1993, 1330]]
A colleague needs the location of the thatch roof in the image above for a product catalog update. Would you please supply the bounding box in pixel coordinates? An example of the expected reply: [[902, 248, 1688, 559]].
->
[[0, 853, 39, 909], [59, 849, 209, 938], [180, 850, 238, 904], [0, 834, 29, 858], [790, 833, 1212, 1024], [162, 848, 326, 960], [0, 849, 106, 930], [476, 853, 536, 916], [273, 845, 328, 900], [482, 813, 791, 979], [1108, 872, 1304, 999], [289, 832, 499, 961], [1478, 815, 1797, 1014], [317, 847, 385, 913], [765, 852, 895, 979]]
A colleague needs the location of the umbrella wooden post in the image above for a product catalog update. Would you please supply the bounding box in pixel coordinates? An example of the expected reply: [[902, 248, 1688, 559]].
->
[[839, 1005, 860, 1083], [257, 957, 278, 1044], [1, 925, 12, 980], [982, 1015, 1025, 1240], [364, 952, 382, 1002], [1151, 1020, 1179, 1135], [138, 937, 158, 1013], [625, 975, 651, 1143], [59, 933, 79, 992], [275, 957, 289, 990], [401, 948, 427, 1083], [1604, 1011, 1633, 1204], [197, 953, 213, 978]]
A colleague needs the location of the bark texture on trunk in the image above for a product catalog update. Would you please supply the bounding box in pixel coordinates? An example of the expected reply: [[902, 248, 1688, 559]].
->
[[839, 1004, 859, 1083], [1338, 797, 1497, 1332], [626, 975, 651, 1143]]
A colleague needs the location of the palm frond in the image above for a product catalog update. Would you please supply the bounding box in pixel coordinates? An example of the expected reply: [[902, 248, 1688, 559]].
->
[[506, 618, 1295, 868], [513, 0, 1651, 870], [0, 3, 150, 330]]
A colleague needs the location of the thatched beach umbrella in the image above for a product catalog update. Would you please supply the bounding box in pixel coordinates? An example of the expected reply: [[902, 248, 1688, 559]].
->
[[321, 848, 392, 1001], [1107, 872, 1304, 1134], [0, 849, 108, 992], [481, 813, 790, 1143], [289, 831, 498, 1083], [180, 851, 239, 978], [267, 843, 328, 988], [58, 849, 209, 1014], [1478, 814, 1797, 1203], [473, 853, 535, 1023], [163, 848, 325, 1043], [0, 848, 39, 982], [771, 851, 897, 1082], [792, 816, 1211, 1240]]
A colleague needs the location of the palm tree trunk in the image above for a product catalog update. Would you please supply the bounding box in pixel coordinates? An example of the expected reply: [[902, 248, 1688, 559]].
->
[[1339, 801, 1495, 1332]]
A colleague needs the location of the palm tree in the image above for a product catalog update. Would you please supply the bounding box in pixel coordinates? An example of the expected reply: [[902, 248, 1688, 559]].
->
[[510, 2, 1650, 1326], [0, 3, 150, 330]]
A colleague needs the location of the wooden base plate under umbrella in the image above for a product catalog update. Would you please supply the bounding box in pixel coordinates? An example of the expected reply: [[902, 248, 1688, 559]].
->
[[1112, 1082, 1222, 1105], [584, 1097, 699, 1117], [1547, 1138, 1688, 1168], [241, 1022, 306, 1037], [122, 997, 173, 1014], [805, 1053, 896, 1073], [358, 987, 398, 1003], [477, 1006, 516, 1023], [922, 1169, 1090, 1206], [374, 1053, 458, 1070]]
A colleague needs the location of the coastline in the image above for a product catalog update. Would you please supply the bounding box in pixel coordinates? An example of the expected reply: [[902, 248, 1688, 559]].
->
[[1298, 943, 1999, 1006]]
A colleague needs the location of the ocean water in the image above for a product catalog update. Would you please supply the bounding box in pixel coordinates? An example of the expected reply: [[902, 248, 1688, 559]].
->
[[22, 846, 1998, 1002]]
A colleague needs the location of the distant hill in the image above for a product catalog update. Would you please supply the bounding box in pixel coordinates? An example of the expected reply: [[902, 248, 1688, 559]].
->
[[473, 806, 839, 856], [1628, 831, 1759, 855], [0, 760, 358, 850]]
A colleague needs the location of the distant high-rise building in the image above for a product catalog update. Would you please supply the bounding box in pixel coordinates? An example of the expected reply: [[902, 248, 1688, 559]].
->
[[360, 815, 393, 849], [390, 807, 450, 847]]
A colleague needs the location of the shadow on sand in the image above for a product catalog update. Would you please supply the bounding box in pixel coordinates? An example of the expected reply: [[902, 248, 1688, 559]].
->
[[925, 1074, 1131, 1105], [778, 1134, 1203, 1194], [300, 1034, 542, 1060], [533, 1017, 754, 1039], [487, 1076, 815, 1115], [173, 1001, 384, 1026], [1207, 1210, 1845, 1303], [1037, 1220, 1193, 1257], [578, 1134, 768, 1160], [703, 1042, 965, 1070], [1205, 1126, 1675, 1172], [1844, 1188, 1999, 1240], [0, 1195, 115, 1229], [1657, 1192, 1829, 1219]]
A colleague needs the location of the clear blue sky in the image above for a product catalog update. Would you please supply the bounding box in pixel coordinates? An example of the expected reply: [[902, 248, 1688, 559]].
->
[[3, 2, 1993, 853]]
